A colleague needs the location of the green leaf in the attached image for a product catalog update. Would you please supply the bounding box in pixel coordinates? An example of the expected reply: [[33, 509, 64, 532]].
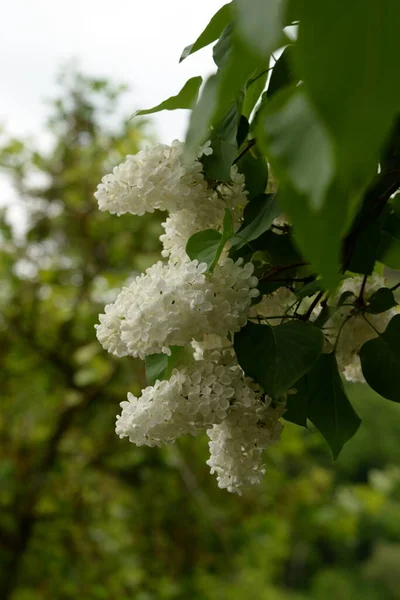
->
[[200, 98, 241, 182], [306, 353, 361, 460], [179, 3, 232, 62], [295, 0, 400, 195], [360, 315, 400, 402], [283, 376, 309, 427], [236, 150, 269, 200], [186, 75, 218, 156], [233, 0, 285, 59], [243, 69, 269, 119], [202, 137, 237, 182], [236, 115, 250, 147], [267, 46, 295, 99], [366, 287, 397, 314], [214, 35, 262, 125], [347, 219, 381, 275], [234, 320, 323, 398], [259, 87, 335, 211], [186, 209, 233, 271], [145, 347, 182, 386], [221, 206, 235, 239], [295, 279, 324, 300], [213, 23, 233, 68], [231, 194, 278, 249], [312, 303, 334, 329], [378, 213, 400, 269], [135, 77, 202, 116], [279, 178, 355, 289], [337, 290, 356, 307], [186, 229, 222, 270]]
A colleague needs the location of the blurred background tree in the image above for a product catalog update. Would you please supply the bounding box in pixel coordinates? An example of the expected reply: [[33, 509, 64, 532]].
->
[[1, 71, 400, 600]]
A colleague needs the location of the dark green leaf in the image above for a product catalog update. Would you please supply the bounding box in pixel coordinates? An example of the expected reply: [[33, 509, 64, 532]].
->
[[392, 193, 400, 219], [312, 303, 334, 328], [233, 0, 285, 59], [202, 138, 237, 182], [236, 150, 268, 200], [180, 3, 232, 62], [236, 115, 250, 146], [366, 287, 397, 314], [234, 320, 323, 398], [378, 212, 400, 269], [338, 290, 356, 307], [145, 347, 182, 386], [135, 77, 202, 116], [306, 353, 361, 460], [284, 376, 309, 427], [360, 315, 400, 402], [231, 194, 278, 249], [260, 230, 301, 267], [296, 0, 400, 195], [347, 219, 381, 275], [267, 46, 295, 99]]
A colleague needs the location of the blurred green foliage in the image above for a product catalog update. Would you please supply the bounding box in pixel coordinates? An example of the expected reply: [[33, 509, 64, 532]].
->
[[1, 71, 400, 600]]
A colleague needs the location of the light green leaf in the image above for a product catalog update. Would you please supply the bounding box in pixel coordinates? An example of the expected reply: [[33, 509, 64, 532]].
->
[[186, 209, 234, 271], [259, 87, 335, 210], [186, 75, 218, 156], [279, 180, 353, 289], [243, 69, 269, 119], [360, 315, 400, 402], [233, 0, 285, 59], [234, 320, 323, 398], [135, 77, 202, 116], [145, 347, 183, 386], [213, 23, 233, 68], [186, 229, 222, 270], [180, 3, 232, 62], [306, 353, 361, 460], [296, 0, 400, 194]]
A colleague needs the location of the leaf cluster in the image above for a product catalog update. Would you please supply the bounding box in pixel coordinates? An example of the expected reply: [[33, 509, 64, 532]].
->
[[136, 1, 400, 460]]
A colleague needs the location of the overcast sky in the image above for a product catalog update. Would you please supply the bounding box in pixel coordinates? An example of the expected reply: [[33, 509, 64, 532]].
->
[[0, 0, 224, 144]]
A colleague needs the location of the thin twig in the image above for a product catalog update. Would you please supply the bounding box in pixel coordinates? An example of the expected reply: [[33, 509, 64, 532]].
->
[[391, 281, 400, 292], [300, 291, 325, 321], [357, 273, 368, 306], [233, 138, 256, 165]]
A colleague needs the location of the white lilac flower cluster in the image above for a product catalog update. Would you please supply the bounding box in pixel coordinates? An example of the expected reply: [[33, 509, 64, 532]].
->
[[96, 257, 259, 360], [95, 140, 247, 262], [95, 140, 284, 494]]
